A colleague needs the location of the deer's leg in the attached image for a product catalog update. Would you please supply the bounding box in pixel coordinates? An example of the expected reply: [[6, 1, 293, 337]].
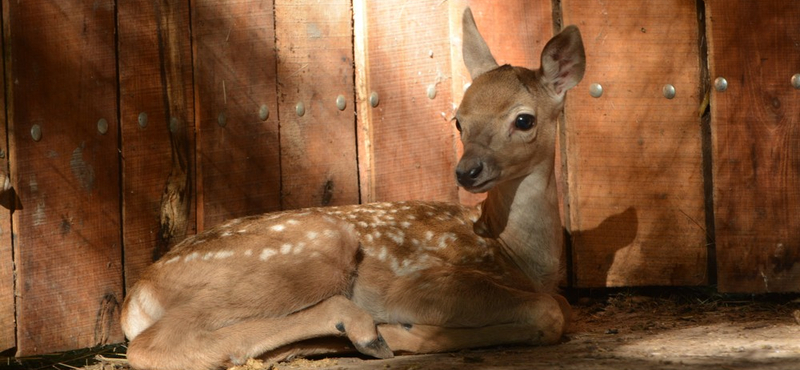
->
[[378, 292, 567, 354], [126, 295, 391, 370]]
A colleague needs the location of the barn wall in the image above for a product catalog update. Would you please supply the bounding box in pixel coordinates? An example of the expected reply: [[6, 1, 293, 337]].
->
[[0, 0, 798, 357]]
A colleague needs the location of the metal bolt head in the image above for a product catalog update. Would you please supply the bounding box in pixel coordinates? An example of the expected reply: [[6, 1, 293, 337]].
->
[[662, 84, 676, 99], [217, 112, 227, 127], [369, 92, 379, 107], [336, 95, 346, 111], [296, 102, 305, 117], [792, 74, 800, 90], [714, 77, 728, 92], [138, 112, 148, 128], [589, 83, 603, 98], [426, 84, 437, 100], [31, 124, 42, 142], [259, 104, 269, 121], [169, 117, 179, 133], [97, 118, 109, 134]]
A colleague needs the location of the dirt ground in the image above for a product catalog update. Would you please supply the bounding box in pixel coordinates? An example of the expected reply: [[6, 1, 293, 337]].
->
[[5, 290, 800, 370]]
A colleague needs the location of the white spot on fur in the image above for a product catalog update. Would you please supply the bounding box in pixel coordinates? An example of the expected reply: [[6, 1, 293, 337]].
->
[[271, 224, 285, 232], [323, 229, 337, 238], [365, 234, 374, 243], [407, 215, 416, 220], [184, 252, 199, 262], [307, 231, 319, 240], [400, 221, 411, 228], [287, 219, 300, 225], [437, 233, 457, 250], [220, 231, 233, 237], [203, 252, 214, 260], [280, 244, 292, 254], [425, 231, 434, 241], [378, 247, 388, 261], [164, 256, 180, 264], [215, 250, 234, 259], [294, 242, 306, 254], [260, 248, 277, 261], [357, 221, 369, 228], [237, 229, 247, 234], [387, 231, 405, 245], [244, 249, 253, 257]]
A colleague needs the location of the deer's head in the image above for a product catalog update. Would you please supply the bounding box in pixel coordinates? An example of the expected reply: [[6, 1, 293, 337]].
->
[[455, 9, 585, 193]]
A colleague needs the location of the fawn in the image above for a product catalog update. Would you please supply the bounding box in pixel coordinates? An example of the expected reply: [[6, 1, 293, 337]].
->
[[120, 8, 585, 370]]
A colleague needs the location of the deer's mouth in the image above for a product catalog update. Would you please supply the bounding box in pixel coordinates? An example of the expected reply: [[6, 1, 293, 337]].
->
[[461, 177, 498, 193]]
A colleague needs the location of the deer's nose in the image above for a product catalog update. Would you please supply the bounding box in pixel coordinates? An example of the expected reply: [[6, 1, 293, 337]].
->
[[456, 162, 483, 186]]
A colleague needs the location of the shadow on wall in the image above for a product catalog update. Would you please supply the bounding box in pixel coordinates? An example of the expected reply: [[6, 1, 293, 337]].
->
[[570, 207, 638, 287]]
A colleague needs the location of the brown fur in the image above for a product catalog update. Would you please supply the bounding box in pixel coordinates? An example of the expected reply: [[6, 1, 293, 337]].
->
[[120, 8, 585, 370]]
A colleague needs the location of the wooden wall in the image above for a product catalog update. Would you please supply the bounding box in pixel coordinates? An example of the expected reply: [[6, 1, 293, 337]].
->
[[0, 0, 798, 357]]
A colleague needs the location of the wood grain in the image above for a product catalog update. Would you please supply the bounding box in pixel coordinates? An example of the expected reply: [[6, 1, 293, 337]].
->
[[562, 0, 707, 287], [118, 0, 195, 288], [707, 1, 800, 293], [275, 0, 359, 210], [355, 0, 458, 203], [5, 0, 123, 355], [193, 0, 281, 229]]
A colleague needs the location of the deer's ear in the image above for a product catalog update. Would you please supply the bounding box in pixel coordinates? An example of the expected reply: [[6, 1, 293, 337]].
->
[[462, 8, 498, 79], [540, 25, 586, 101]]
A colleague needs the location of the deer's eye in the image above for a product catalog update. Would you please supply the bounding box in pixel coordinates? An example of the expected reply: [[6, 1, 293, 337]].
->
[[455, 119, 462, 132], [514, 114, 536, 131]]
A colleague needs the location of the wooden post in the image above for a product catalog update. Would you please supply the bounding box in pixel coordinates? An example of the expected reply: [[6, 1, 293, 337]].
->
[[354, 0, 458, 204], [192, 0, 282, 229], [0, 1, 12, 350], [5, 0, 123, 355], [562, 0, 707, 287], [275, 0, 359, 210], [707, 0, 800, 293], [118, 0, 195, 288]]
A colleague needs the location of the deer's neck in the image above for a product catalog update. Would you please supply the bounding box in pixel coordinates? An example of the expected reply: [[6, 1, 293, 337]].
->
[[476, 163, 562, 291]]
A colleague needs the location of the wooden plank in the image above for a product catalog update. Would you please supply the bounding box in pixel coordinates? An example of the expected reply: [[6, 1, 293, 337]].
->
[[5, 0, 123, 355], [118, 0, 195, 287], [193, 0, 281, 229], [275, 0, 359, 210], [447, 1, 555, 206], [0, 7, 13, 351], [562, 0, 707, 287], [355, 0, 458, 203], [707, 1, 800, 293]]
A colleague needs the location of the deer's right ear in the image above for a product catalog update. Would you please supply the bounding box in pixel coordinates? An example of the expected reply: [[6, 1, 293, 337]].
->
[[540, 25, 586, 102], [462, 8, 498, 80]]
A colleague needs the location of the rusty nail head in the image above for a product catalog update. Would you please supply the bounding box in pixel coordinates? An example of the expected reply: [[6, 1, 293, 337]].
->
[[792, 74, 800, 89], [138, 112, 148, 128], [31, 124, 42, 142], [714, 77, 728, 92], [259, 105, 269, 121]]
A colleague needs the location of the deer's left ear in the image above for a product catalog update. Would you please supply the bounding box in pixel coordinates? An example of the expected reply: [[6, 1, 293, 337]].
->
[[540, 25, 586, 101]]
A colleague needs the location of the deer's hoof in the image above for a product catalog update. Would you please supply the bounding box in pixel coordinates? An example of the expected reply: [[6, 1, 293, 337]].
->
[[355, 334, 394, 359]]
